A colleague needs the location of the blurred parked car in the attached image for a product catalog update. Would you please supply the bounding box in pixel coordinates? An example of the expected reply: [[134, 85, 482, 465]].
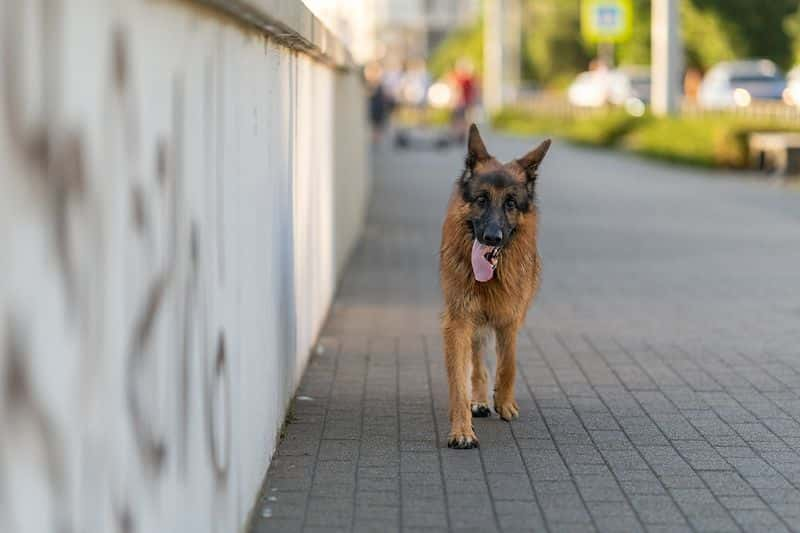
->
[[698, 59, 786, 109], [783, 66, 800, 106], [608, 66, 651, 106], [567, 70, 612, 108], [568, 67, 651, 110]]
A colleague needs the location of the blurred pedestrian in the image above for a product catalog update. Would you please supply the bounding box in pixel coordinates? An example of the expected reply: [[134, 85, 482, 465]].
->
[[449, 58, 479, 144], [683, 67, 702, 104], [400, 58, 431, 109], [365, 61, 392, 144]]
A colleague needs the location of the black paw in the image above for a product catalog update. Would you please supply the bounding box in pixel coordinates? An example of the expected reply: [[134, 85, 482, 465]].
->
[[447, 434, 480, 449], [471, 402, 491, 418]]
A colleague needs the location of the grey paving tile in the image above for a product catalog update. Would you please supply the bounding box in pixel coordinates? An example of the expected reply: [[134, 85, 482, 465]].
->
[[251, 139, 800, 533], [627, 495, 687, 526]]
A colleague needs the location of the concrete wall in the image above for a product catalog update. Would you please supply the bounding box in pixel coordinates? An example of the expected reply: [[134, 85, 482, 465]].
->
[[0, 1, 368, 532]]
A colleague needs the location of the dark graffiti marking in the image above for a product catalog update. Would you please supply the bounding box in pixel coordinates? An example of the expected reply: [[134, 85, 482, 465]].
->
[[2, 2, 239, 529], [1, 317, 71, 533], [126, 275, 169, 474], [2, 0, 87, 303], [206, 332, 231, 483]]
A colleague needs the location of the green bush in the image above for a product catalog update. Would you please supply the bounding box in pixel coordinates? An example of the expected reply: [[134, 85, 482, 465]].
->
[[492, 106, 644, 147], [493, 106, 800, 170]]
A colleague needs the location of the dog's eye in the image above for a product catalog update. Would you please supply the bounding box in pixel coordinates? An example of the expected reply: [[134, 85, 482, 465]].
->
[[475, 196, 488, 208], [504, 198, 517, 210]]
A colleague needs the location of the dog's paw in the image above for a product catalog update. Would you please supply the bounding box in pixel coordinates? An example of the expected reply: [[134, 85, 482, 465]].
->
[[494, 399, 519, 421], [447, 429, 479, 449], [471, 402, 491, 418]]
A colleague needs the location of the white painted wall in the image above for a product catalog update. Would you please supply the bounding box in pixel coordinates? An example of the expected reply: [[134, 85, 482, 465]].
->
[[0, 1, 368, 532]]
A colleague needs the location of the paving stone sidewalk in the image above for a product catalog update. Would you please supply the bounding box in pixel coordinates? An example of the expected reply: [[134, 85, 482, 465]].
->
[[253, 133, 800, 533]]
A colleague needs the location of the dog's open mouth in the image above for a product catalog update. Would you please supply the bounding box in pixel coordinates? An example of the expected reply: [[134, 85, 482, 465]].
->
[[471, 240, 501, 282]]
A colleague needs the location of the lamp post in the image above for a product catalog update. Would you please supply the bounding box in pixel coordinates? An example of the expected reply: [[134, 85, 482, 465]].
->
[[651, 0, 682, 116], [483, 0, 521, 114]]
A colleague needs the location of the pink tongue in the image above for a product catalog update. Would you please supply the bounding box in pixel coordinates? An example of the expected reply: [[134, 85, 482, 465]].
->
[[471, 239, 495, 282]]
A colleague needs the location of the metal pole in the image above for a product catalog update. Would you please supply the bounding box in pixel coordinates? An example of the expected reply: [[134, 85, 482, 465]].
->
[[651, 0, 682, 115], [483, 0, 502, 113], [598, 42, 615, 69], [483, 0, 521, 114]]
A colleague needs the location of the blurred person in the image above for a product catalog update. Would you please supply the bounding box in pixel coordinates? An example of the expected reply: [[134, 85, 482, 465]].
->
[[683, 67, 702, 104], [365, 61, 392, 143], [381, 58, 404, 107], [400, 58, 431, 109], [449, 58, 479, 144]]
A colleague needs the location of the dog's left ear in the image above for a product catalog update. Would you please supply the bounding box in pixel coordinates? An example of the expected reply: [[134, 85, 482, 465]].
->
[[517, 139, 551, 183], [465, 123, 490, 170]]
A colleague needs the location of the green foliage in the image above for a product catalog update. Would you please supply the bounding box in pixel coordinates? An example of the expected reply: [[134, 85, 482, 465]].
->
[[428, 0, 800, 87], [428, 19, 483, 80], [522, 1, 592, 86], [785, 5, 800, 66], [493, 106, 800, 169], [681, 1, 743, 70], [616, 0, 651, 66], [692, 0, 797, 69], [493, 106, 642, 147]]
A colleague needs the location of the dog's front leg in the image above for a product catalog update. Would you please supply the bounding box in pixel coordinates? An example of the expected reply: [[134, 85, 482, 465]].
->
[[494, 322, 520, 421], [443, 316, 478, 448]]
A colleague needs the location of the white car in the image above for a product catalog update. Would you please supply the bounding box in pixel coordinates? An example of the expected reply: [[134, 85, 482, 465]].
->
[[568, 67, 651, 109], [608, 66, 651, 106], [567, 70, 612, 108], [784, 66, 800, 106], [698, 59, 786, 109]]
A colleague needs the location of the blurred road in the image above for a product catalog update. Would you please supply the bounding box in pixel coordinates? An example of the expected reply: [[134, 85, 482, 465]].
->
[[255, 132, 800, 532]]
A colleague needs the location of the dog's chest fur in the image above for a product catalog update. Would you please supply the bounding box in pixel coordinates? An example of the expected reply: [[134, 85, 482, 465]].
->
[[439, 191, 540, 327]]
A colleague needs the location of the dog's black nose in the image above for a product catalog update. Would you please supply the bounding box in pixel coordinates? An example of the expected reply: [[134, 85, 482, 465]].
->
[[483, 227, 503, 246]]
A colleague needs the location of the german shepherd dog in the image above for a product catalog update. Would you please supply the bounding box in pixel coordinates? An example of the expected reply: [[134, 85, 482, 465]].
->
[[439, 124, 550, 448]]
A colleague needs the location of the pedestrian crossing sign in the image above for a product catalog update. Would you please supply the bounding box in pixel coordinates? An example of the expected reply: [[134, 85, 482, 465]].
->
[[581, 0, 633, 43]]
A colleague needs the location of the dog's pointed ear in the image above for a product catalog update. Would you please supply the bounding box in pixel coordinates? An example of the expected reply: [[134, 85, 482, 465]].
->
[[465, 123, 490, 170], [517, 139, 551, 182]]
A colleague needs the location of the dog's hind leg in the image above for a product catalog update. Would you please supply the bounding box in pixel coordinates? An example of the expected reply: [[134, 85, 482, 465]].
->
[[443, 314, 479, 448], [494, 322, 520, 421], [470, 333, 491, 418]]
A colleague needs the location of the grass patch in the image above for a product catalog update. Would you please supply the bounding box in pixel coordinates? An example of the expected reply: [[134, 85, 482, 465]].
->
[[493, 106, 644, 147], [393, 106, 452, 128], [493, 105, 800, 170]]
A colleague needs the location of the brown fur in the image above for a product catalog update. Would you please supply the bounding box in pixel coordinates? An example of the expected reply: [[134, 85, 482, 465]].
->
[[439, 125, 550, 449]]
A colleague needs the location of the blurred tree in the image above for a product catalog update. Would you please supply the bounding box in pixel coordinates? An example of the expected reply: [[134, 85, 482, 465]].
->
[[681, 1, 743, 70], [695, 0, 796, 69], [616, 0, 651, 66], [427, 0, 799, 88], [428, 18, 483, 80], [522, 0, 592, 88], [784, 4, 800, 67]]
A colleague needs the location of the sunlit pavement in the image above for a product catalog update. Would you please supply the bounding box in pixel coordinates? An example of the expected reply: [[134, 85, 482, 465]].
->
[[254, 130, 800, 533]]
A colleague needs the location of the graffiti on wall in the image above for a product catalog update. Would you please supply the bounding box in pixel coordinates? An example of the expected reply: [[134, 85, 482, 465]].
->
[[0, 2, 235, 531]]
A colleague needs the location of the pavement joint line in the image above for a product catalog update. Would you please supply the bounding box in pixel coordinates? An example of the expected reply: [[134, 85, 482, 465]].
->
[[253, 138, 800, 533], [502, 337, 553, 533], [352, 338, 368, 531], [519, 332, 603, 532], [574, 333, 697, 530], [550, 332, 658, 530], [301, 338, 342, 532], [650, 340, 800, 504], [612, 338, 769, 532], [421, 334, 453, 533], [394, 336, 404, 533]]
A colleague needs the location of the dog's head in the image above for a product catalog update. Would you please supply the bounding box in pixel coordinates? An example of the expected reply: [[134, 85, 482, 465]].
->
[[457, 124, 550, 281], [459, 123, 550, 244]]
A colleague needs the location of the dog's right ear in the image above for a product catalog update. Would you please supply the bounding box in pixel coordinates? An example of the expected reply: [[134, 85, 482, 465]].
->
[[465, 124, 490, 172]]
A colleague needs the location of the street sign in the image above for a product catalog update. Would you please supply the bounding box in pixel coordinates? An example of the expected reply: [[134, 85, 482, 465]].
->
[[581, 0, 633, 43]]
